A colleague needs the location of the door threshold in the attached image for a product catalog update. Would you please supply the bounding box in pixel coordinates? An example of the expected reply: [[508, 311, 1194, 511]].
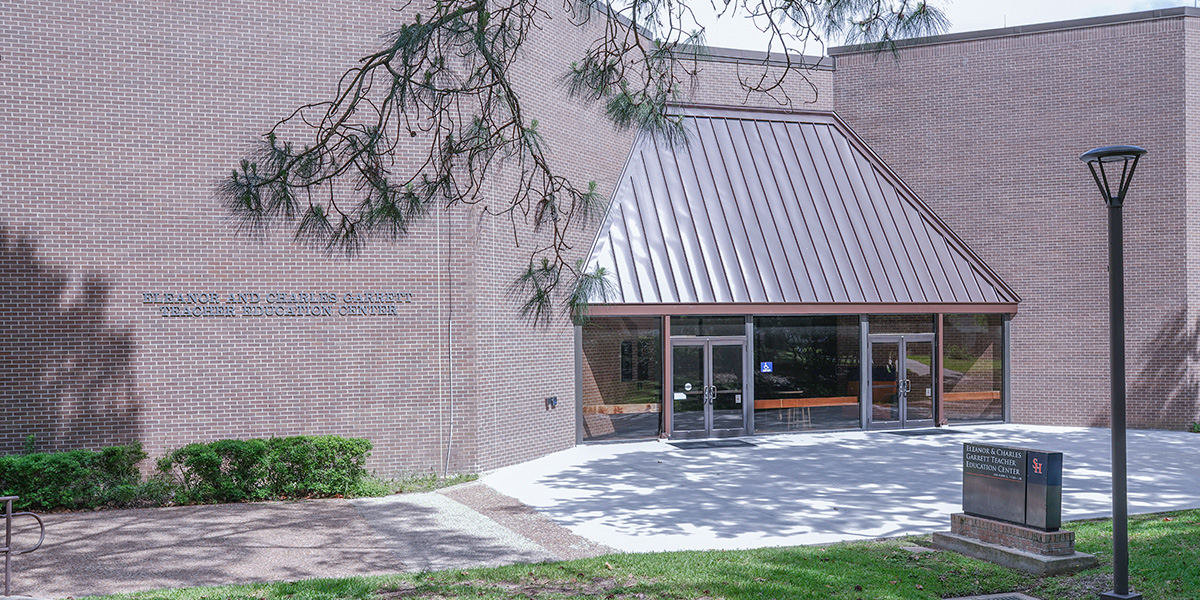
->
[[882, 428, 967, 436], [668, 439, 757, 450]]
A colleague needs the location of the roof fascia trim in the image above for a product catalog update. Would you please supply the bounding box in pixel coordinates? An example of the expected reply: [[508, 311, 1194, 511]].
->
[[829, 7, 1200, 55], [669, 103, 838, 122], [587, 302, 1019, 316], [677, 46, 833, 71]]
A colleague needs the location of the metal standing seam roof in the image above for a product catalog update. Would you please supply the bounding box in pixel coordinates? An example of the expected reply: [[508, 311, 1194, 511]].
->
[[582, 106, 1019, 313]]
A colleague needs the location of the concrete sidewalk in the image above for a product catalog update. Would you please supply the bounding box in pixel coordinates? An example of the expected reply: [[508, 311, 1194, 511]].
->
[[7, 483, 610, 599], [8, 425, 1198, 597], [484, 424, 1200, 552]]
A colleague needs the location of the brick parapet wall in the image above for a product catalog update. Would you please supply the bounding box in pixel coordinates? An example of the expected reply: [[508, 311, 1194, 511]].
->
[[833, 14, 1198, 429], [950, 513, 1075, 556], [685, 60, 834, 112]]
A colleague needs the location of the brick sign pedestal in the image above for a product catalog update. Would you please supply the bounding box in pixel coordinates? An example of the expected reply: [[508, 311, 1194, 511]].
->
[[932, 514, 1097, 576]]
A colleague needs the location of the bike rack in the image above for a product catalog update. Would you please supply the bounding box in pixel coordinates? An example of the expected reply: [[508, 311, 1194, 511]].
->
[[2, 496, 45, 597]]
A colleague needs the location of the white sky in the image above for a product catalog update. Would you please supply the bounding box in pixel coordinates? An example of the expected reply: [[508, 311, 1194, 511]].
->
[[691, 0, 1189, 52]]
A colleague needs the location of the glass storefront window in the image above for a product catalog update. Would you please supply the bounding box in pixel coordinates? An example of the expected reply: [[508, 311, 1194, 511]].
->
[[943, 314, 1004, 423], [868, 314, 934, 334], [753, 316, 860, 432], [581, 317, 663, 441], [671, 315, 745, 337]]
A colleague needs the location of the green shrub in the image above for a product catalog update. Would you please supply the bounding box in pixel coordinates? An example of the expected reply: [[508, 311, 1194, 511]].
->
[[265, 436, 372, 498], [103, 477, 174, 506], [157, 439, 270, 503], [0, 441, 148, 511], [156, 435, 372, 504], [1189, 422, 1200, 433]]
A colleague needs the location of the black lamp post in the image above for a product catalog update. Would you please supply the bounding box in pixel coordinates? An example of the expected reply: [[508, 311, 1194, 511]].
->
[[1080, 144, 1147, 600]]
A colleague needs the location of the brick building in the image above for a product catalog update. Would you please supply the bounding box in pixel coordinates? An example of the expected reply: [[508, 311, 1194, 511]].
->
[[831, 7, 1200, 431], [1, 4, 1196, 475]]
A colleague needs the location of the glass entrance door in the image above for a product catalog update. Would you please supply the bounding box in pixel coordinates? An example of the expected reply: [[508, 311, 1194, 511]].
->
[[904, 339, 935, 423], [671, 340, 746, 438], [868, 335, 936, 429]]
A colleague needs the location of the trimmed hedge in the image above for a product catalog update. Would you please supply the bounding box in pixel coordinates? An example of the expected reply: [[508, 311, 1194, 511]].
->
[[156, 436, 373, 504], [0, 435, 374, 511], [0, 442, 148, 511], [264, 436, 373, 498], [157, 439, 271, 504]]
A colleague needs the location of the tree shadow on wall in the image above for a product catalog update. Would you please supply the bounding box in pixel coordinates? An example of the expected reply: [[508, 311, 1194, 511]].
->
[[0, 225, 138, 454], [1114, 307, 1200, 430]]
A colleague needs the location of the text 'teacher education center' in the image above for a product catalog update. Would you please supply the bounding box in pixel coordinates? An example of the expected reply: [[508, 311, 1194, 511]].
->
[[3, 5, 1198, 474]]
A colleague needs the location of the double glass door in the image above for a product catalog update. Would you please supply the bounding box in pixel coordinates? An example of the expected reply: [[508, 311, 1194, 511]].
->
[[671, 340, 746, 438], [868, 334, 936, 429]]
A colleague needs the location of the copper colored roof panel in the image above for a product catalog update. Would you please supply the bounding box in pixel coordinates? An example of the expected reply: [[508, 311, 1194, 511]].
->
[[583, 106, 1019, 309]]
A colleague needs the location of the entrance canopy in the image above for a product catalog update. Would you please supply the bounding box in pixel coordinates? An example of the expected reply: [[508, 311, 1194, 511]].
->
[[583, 106, 1019, 314]]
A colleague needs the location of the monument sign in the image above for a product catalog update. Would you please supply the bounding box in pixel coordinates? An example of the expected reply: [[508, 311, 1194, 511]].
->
[[935, 443, 1093, 576], [963, 443, 1062, 531]]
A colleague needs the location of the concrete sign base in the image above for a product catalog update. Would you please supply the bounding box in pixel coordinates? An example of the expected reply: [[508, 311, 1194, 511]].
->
[[933, 514, 1098, 576]]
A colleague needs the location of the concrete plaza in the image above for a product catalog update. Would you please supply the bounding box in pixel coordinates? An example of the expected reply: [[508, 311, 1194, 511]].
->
[[484, 425, 1200, 551]]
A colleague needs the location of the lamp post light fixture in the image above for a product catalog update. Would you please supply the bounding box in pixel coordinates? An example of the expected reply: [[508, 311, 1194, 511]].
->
[[1080, 144, 1147, 600]]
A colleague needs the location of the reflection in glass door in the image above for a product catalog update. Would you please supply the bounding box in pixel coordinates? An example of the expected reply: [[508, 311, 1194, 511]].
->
[[871, 341, 901, 424], [671, 340, 746, 438], [710, 344, 744, 432], [868, 335, 936, 429], [671, 344, 706, 434], [905, 340, 935, 422]]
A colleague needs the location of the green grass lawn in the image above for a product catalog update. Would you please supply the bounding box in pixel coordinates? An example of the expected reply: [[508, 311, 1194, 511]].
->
[[88, 510, 1200, 600]]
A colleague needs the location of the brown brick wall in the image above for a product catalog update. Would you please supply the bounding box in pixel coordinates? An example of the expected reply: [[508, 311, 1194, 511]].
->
[[0, 0, 829, 474], [950, 513, 1075, 556], [833, 14, 1200, 429]]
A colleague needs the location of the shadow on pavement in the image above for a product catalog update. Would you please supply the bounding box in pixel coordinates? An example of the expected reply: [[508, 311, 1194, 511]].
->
[[11, 495, 550, 599]]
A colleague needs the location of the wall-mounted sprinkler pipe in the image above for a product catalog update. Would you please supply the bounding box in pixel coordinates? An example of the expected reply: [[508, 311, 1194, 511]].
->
[[2, 496, 46, 596], [1080, 145, 1147, 600]]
